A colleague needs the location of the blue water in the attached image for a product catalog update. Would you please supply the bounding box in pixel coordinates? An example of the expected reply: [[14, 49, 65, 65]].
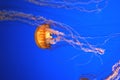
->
[[0, 0, 120, 80]]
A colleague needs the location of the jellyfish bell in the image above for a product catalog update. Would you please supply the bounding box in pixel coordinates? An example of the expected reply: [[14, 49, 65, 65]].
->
[[34, 24, 65, 49], [34, 24, 51, 49]]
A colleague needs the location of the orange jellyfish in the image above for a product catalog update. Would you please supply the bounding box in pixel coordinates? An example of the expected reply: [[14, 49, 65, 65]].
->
[[0, 10, 105, 55]]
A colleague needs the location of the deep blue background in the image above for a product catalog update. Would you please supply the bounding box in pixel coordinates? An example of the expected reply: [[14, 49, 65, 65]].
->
[[0, 0, 120, 80]]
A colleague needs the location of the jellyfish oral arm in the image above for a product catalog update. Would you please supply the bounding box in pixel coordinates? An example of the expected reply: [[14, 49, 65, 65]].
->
[[45, 28, 64, 44], [46, 36, 62, 45], [46, 28, 65, 36]]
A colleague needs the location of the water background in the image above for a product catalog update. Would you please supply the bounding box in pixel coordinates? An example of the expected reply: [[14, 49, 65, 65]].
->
[[0, 0, 120, 80]]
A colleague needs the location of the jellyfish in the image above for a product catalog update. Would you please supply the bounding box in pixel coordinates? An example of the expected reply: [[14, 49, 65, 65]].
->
[[105, 60, 120, 80], [0, 10, 105, 55], [28, 0, 108, 12]]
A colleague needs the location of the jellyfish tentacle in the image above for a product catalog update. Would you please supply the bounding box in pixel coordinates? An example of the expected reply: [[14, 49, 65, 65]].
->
[[105, 60, 120, 80], [60, 35, 105, 55], [0, 10, 48, 26], [28, 0, 108, 12]]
